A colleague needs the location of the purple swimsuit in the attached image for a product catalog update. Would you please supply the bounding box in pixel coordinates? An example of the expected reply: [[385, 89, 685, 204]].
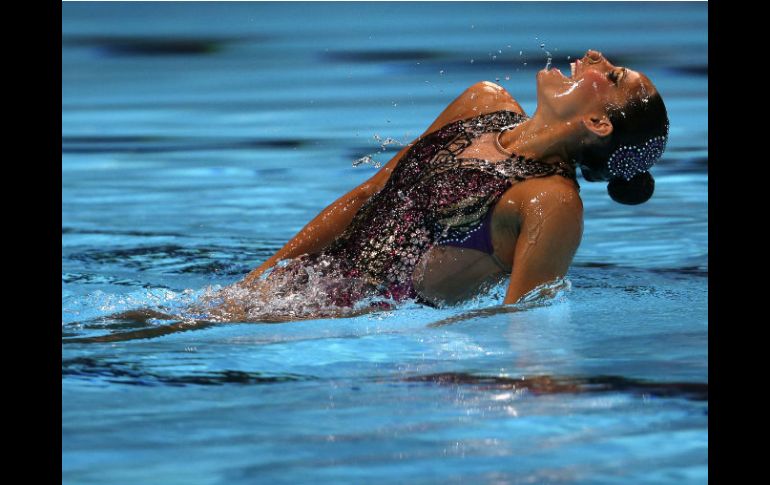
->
[[435, 206, 496, 255], [279, 110, 578, 307]]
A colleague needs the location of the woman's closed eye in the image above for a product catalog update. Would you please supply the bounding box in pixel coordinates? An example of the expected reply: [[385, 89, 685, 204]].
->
[[607, 68, 627, 85]]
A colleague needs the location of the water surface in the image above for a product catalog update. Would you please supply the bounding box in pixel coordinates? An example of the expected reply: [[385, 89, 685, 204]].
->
[[63, 2, 708, 484]]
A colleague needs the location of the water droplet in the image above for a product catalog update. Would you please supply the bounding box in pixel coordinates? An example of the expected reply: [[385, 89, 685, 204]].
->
[[492, 55, 497, 61], [470, 59, 474, 64], [439, 70, 444, 75], [352, 155, 375, 167], [505, 75, 510, 80], [539, 41, 553, 70]]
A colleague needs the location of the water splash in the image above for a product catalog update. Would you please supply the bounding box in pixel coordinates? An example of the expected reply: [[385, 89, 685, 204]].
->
[[352, 154, 378, 168], [352, 134, 405, 168], [191, 256, 403, 322], [374, 134, 403, 150], [64, 261, 573, 334], [539, 40, 553, 70], [426, 278, 572, 327], [62, 287, 202, 325], [555, 78, 583, 98], [518, 277, 572, 306]]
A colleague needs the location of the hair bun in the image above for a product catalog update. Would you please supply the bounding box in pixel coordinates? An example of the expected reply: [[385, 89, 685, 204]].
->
[[607, 172, 655, 205]]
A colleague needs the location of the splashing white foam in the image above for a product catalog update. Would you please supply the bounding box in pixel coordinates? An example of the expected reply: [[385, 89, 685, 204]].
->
[[188, 256, 401, 323], [64, 259, 572, 327]]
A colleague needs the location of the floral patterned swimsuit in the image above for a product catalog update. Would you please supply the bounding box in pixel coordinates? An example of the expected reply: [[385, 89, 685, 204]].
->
[[271, 110, 578, 308]]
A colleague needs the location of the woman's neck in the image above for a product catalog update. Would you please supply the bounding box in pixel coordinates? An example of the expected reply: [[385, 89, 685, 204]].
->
[[498, 111, 574, 166]]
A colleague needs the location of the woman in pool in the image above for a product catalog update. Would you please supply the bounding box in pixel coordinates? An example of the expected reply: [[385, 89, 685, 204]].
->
[[197, 49, 669, 322]]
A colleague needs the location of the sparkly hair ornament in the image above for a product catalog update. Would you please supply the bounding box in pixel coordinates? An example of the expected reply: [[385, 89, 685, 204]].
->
[[604, 121, 668, 205], [606, 134, 667, 181]]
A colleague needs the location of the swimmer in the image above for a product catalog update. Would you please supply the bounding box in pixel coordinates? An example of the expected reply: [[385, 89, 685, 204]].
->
[[81, 49, 669, 332], [199, 49, 669, 322]]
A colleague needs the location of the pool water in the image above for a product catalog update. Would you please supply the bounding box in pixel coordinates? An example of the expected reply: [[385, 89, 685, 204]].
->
[[62, 2, 708, 484]]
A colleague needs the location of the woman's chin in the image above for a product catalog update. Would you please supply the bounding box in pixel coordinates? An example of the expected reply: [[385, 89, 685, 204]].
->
[[536, 68, 560, 85]]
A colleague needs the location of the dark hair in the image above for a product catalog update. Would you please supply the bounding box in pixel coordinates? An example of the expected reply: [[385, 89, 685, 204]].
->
[[577, 91, 669, 205]]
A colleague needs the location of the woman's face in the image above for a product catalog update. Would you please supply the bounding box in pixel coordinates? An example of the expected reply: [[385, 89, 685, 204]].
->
[[536, 50, 655, 120]]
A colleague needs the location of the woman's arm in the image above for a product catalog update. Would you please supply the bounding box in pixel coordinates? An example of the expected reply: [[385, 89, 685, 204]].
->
[[502, 180, 584, 305], [239, 144, 409, 285]]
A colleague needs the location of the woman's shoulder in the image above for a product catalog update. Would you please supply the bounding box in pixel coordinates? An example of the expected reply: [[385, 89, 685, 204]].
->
[[460, 81, 526, 117], [421, 81, 526, 137], [496, 175, 583, 219]]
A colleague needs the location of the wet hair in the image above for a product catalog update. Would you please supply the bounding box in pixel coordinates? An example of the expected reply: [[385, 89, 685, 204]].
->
[[577, 91, 669, 205]]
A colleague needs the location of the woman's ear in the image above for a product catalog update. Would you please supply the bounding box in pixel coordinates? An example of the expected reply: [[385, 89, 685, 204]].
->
[[581, 113, 613, 138]]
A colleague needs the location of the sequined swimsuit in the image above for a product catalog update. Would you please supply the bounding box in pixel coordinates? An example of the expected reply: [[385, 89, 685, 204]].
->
[[280, 110, 578, 306]]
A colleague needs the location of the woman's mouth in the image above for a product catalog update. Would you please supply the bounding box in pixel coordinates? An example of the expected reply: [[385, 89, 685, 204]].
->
[[571, 59, 583, 79]]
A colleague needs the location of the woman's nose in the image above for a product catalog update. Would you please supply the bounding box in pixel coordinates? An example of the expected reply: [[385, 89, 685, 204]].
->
[[583, 50, 615, 72], [585, 50, 604, 63]]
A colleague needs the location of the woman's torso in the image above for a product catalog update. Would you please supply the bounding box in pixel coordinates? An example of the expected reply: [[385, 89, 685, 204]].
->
[[310, 109, 579, 306], [411, 130, 522, 304]]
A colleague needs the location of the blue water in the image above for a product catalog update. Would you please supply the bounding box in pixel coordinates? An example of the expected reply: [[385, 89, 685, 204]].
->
[[62, 2, 708, 484]]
